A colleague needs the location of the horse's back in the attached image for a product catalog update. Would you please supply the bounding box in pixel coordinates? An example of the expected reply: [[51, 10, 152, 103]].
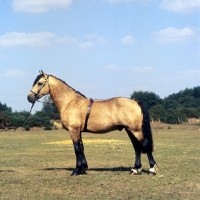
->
[[92, 97, 141, 116]]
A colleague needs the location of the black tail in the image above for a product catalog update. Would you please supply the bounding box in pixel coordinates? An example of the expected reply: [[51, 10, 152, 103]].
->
[[137, 101, 154, 153]]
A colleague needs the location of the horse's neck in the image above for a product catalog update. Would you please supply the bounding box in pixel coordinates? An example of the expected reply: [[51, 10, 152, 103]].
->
[[48, 76, 77, 112]]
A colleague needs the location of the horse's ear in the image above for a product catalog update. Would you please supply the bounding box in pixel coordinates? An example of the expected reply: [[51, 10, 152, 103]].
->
[[39, 70, 44, 75]]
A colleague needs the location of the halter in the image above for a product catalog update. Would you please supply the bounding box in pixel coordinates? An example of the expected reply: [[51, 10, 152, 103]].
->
[[30, 75, 50, 100]]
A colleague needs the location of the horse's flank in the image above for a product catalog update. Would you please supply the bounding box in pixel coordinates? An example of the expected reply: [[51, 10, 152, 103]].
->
[[87, 98, 142, 134]]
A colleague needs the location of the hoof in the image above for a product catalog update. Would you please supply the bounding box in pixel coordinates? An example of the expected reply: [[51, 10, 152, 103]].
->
[[83, 163, 88, 171], [70, 168, 87, 176], [130, 167, 142, 175], [148, 172, 156, 176], [130, 171, 140, 175], [148, 164, 157, 176]]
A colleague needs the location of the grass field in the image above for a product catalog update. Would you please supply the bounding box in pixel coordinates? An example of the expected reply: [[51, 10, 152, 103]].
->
[[0, 124, 200, 199]]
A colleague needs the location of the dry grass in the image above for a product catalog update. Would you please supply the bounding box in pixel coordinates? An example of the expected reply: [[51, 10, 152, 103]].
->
[[0, 124, 200, 199]]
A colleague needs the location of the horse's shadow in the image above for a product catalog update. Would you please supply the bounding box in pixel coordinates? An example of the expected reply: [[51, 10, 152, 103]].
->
[[0, 169, 14, 173], [43, 166, 129, 172], [42, 167, 150, 174], [0, 167, 149, 174]]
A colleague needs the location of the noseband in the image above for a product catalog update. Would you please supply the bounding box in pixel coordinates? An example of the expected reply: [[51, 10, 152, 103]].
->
[[30, 75, 50, 100]]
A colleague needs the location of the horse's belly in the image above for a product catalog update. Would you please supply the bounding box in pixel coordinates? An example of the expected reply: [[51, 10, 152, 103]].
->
[[87, 120, 123, 133]]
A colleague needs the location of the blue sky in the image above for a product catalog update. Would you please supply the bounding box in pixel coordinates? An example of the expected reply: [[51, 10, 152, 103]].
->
[[0, 0, 200, 112]]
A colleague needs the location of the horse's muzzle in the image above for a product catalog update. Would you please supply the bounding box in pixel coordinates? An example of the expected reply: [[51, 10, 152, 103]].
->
[[27, 94, 37, 104]]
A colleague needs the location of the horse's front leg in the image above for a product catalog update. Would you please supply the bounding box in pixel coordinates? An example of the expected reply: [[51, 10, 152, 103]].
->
[[71, 141, 87, 176], [69, 129, 88, 176], [80, 138, 88, 171]]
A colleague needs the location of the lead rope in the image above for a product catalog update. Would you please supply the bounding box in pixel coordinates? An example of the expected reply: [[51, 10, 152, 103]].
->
[[3, 102, 35, 130], [19, 102, 35, 127]]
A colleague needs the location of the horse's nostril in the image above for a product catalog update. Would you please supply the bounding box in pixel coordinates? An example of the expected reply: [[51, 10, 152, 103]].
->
[[27, 95, 36, 103]]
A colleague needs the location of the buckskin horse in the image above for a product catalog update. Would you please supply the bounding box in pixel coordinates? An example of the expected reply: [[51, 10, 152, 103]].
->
[[27, 71, 157, 176]]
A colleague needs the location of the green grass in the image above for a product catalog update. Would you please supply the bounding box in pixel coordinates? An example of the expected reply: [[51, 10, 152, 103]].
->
[[0, 124, 200, 199]]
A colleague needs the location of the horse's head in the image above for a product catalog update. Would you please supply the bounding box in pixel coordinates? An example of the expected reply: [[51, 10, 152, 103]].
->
[[27, 70, 50, 104]]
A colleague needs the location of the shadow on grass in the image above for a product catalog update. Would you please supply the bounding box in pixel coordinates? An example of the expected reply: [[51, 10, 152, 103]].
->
[[89, 167, 130, 172], [43, 166, 130, 172], [42, 167, 150, 174], [0, 170, 15, 173]]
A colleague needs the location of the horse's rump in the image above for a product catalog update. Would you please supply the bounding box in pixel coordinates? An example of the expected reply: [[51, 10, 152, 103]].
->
[[86, 98, 153, 154]]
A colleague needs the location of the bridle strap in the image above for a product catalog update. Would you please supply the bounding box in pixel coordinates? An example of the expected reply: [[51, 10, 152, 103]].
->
[[30, 90, 37, 95], [83, 98, 93, 132]]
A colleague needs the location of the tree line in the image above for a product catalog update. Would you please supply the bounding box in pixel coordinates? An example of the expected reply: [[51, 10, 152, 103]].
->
[[131, 86, 200, 124], [0, 86, 200, 130], [0, 95, 59, 130]]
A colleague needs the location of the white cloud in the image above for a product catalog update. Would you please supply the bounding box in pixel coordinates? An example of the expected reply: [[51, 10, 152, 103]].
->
[[160, 0, 200, 13], [121, 35, 135, 45], [54, 36, 78, 44], [131, 66, 153, 72], [75, 34, 108, 49], [154, 27, 199, 44], [0, 32, 56, 47], [12, 0, 72, 13], [103, 65, 122, 70], [0, 68, 27, 78], [0, 32, 108, 49], [78, 42, 94, 49]]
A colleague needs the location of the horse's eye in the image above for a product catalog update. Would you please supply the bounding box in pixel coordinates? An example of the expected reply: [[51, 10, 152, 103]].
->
[[38, 82, 43, 86]]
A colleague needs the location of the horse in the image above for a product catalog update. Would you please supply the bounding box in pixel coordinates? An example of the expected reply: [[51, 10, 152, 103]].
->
[[27, 70, 157, 176]]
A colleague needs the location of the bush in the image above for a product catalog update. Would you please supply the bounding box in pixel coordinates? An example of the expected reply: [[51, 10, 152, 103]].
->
[[24, 125, 30, 131], [44, 125, 52, 130]]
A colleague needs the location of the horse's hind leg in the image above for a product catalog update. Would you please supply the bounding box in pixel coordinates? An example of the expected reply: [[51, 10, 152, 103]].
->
[[126, 128, 142, 175], [137, 101, 157, 175], [147, 151, 157, 175]]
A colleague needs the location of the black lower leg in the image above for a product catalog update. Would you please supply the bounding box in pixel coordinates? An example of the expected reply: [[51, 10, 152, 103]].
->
[[80, 141, 88, 170], [133, 149, 142, 169], [71, 141, 87, 176], [126, 128, 142, 171], [147, 151, 156, 168]]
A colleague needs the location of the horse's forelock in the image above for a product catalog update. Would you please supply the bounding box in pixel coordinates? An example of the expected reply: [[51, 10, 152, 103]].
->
[[32, 74, 43, 86]]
